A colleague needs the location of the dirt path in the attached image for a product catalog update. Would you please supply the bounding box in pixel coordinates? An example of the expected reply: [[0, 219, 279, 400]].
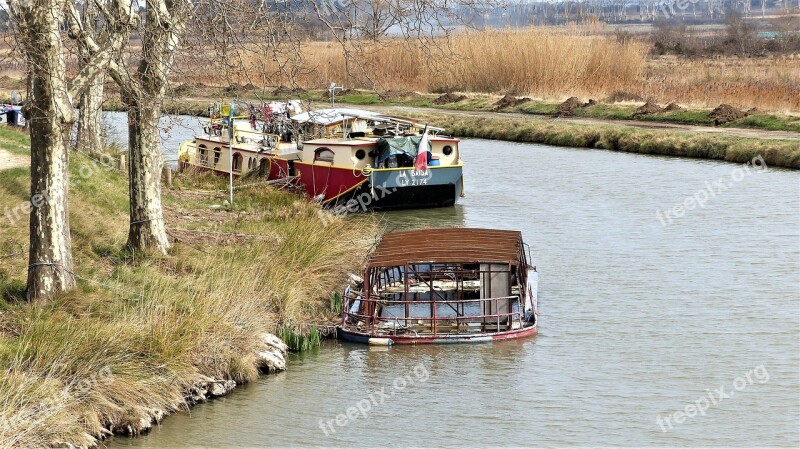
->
[[361, 105, 800, 141], [0, 149, 28, 170]]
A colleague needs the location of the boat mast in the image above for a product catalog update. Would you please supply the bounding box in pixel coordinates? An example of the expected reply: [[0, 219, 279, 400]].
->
[[227, 103, 234, 205]]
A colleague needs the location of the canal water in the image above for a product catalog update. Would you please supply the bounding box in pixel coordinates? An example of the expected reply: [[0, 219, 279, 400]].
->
[[107, 115, 799, 447]]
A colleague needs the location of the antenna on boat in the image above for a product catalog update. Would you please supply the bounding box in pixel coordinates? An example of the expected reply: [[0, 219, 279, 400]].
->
[[225, 102, 235, 205], [329, 82, 344, 107]]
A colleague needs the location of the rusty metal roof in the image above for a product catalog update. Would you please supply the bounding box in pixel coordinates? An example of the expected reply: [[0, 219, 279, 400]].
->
[[368, 228, 525, 266]]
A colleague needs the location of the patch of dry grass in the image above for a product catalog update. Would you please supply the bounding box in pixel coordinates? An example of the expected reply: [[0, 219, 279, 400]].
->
[[642, 56, 800, 112], [0, 126, 377, 447]]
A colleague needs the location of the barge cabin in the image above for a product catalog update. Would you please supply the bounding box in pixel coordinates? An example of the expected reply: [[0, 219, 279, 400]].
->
[[340, 228, 538, 345]]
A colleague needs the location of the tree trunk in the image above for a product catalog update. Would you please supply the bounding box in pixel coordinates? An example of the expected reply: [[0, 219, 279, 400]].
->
[[76, 77, 105, 155], [125, 100, 170, 253], [20, 1, 78, 303], [26, 113, 76, 303], [75, 0, 105, 156], [117, 0, 190, 255]]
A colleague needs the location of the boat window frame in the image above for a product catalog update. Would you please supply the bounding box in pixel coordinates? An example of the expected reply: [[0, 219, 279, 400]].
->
[[314, 147, 335, 163], [213, 147, 221, 165], [232, 152, 244, 173], [198, 144, 208, 165]]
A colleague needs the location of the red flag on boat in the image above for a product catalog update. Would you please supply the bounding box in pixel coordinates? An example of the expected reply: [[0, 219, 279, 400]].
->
[[414, 125, 430, 171]]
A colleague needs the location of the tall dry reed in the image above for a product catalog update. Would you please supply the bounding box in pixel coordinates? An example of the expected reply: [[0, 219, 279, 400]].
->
[[203, 27, 648, 98], [184, 26, 798, 111]]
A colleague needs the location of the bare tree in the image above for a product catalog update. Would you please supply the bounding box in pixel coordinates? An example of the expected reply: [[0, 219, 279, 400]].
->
[[725, 7, 753, 54], [75, 0, 107, 155], [109, 0, 192, 254], [7, 0, 129, 303]]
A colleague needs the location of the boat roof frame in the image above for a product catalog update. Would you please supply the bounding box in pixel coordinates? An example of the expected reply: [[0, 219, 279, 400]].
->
[[366, 228, 527, 269]]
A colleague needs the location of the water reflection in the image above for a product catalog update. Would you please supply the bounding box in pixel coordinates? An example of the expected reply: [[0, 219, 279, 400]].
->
[[379, 204, 466, 230]]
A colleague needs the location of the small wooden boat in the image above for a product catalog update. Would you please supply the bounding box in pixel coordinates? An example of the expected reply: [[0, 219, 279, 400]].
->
[[339, 228, 538, 345]]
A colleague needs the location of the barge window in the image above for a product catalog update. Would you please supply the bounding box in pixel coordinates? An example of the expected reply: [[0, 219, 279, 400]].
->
[[314, 147, 335, 163], [198, 145, 208, 164], [232, 153, 243, 172], [213, 148, 221, 165]]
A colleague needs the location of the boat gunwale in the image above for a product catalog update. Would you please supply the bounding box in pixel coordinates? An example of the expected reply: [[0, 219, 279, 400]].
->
[[338, 322, 538, 345]]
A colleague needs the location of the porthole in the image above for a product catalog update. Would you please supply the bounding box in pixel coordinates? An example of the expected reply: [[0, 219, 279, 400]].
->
[[443, 145, 454, 156], [355, 149, 366, 160]]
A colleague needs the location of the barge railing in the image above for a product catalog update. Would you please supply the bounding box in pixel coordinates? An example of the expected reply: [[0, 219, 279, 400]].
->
[[342, 294, 527, 336]]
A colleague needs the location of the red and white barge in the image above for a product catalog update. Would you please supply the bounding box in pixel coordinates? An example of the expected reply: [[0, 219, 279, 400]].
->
[[178, 106, 464, 211]]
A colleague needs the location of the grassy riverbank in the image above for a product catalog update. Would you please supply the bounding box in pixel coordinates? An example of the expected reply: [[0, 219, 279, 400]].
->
[[421, 112, 800, 169], [0, 126, 376, 447]]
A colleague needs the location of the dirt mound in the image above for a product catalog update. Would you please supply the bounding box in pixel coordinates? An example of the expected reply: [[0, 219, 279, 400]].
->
[[223, 83, 255, 93], [433, 93, 467, 105], [335, 88, 357, 96], [663, 102, 683, 112], [379, 90, 416, 100], [172, 84, 195, 95], [555, 97, 584, 116], [634, 102, 663, 116], [710, 104, 748, 125], [272, 86, 305, 95], [494, 95, 531, 109], [605, 91, 644, 103], [0, 76, 23, 89]]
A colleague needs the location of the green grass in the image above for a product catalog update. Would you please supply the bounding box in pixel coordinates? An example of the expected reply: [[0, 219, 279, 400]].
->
[[0, 132, 377, 447], [0, 126, 32, 155], [725, 114, 800, 132], [638, 110, 715, 126], [278, 325, 321, 352], [517, 102, 560, 115], [334, 93, 384, 105], [571, 104, 636, 120]]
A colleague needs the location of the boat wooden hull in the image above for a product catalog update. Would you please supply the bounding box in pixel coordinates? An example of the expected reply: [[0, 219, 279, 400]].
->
[[338, 323, 537, 345]]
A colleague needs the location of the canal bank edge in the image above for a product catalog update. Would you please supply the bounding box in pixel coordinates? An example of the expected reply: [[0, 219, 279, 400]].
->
[[413, 112, 800, 170], [104, 99, 800, 170], [0, 125, 378, 448]]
